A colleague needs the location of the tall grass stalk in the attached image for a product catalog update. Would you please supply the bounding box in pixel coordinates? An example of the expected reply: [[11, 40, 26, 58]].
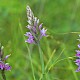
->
[[39, 48, 66, 80], [45, 49, 56, 70], [62, 44, 78, 80], [39, 48, 65, 80], [39, 49, 56, 80], [48, 48, 65, 72], [19, 22, 36, 80]]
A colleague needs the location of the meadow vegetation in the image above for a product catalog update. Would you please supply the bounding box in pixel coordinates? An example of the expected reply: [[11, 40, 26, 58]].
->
[[0, 0, 80, 80]]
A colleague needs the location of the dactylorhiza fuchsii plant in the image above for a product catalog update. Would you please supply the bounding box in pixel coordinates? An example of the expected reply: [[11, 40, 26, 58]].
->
[[24, 6, 47, 80], [0, 44, 11, 80], [74, 35, 80, 72], [24, 6, 47, 44]]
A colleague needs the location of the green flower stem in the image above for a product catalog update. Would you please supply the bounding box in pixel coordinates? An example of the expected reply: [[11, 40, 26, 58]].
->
[[1, 70, 6, 80], [38, 43, 45, 80], [28, 46, 36, 80]]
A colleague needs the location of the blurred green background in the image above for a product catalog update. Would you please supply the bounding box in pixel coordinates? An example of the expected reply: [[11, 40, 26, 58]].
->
[[0, 0, 80, 80]]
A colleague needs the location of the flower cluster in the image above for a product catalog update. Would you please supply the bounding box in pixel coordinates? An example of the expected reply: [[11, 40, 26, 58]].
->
[[74, 35, 80, 72], [24, 6, 47, 44], [0, 46, 11, 71]]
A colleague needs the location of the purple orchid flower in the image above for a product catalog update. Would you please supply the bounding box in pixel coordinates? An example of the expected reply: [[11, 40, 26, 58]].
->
[[0, 46, 11, 71], [24, 6, 47, 44], [75, 50, 80, 58], [74, 37, 80, 72]]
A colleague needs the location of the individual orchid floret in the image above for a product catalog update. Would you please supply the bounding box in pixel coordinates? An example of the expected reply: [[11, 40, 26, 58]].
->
[[0, 61, 4, 70], [75, 66, 80, 72], [74, 59, 80, 66], [24, 6, 47, 44], [4, 63, 11, 71], [40, 28, 47, 36], [78, 44, 80, 48], [24, 32, 35, 44], [75, 50, 80, 58], [25, 37, 35, 44], [4, 54, 11, 60]]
